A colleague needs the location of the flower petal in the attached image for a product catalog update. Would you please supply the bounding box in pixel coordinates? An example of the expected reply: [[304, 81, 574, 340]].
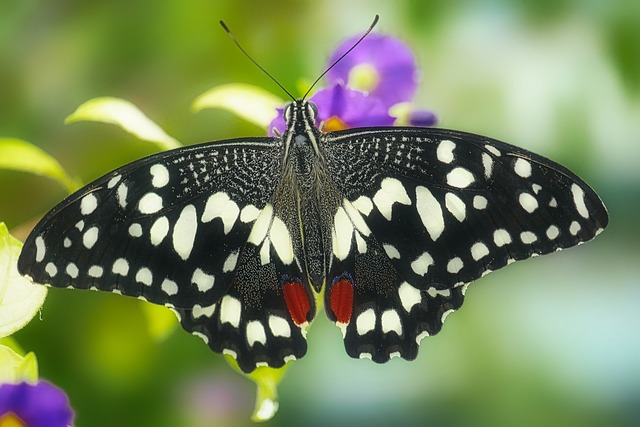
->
[[311, 83, 395, 129], [0, 381, 74, 426], [326, 34, 419, 107], [390, 102, 438, 127]]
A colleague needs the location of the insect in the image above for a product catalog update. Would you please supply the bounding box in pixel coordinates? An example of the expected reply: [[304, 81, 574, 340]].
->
[[18, 19, 608, 374]]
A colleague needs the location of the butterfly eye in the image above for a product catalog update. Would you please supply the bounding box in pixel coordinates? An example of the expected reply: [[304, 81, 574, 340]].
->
[[307, 102, 319, 122]]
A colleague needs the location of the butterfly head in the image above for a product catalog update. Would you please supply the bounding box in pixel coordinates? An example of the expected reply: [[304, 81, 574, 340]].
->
[[283, 100, 319, 135]]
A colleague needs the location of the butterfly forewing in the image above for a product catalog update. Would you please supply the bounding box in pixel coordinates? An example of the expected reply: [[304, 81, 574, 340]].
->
[[18, 137, 314, 371], [321, 127, 608, 362]]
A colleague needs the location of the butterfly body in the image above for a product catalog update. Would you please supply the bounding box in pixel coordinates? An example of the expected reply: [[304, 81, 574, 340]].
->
[[18, 99, 608, 373]]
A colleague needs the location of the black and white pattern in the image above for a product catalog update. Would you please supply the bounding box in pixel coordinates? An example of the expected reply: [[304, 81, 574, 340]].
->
[[18, 101, 608, 372]]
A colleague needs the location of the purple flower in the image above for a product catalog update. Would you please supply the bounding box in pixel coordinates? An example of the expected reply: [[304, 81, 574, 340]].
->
[[267, 33, 437, 135], [326, 33, 419, 107], [268, 83, 394, 135], [0, 381, 74, 427]]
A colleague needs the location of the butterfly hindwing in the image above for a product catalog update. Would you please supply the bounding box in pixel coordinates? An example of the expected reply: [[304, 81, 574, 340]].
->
[[18, 137, 314, 372], [321, 127, 608, 362]]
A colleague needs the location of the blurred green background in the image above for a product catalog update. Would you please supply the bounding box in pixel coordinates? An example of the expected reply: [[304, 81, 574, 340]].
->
[[2, 0, 639, 426]]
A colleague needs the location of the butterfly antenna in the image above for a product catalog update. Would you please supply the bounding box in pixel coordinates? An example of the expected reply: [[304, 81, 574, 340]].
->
[[220, 20, 296, 101], [302, 15, 379, 100]]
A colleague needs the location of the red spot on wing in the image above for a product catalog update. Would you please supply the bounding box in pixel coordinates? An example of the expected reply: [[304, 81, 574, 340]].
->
[[329, 279, 354, 324], [283, 281, 311, 326]]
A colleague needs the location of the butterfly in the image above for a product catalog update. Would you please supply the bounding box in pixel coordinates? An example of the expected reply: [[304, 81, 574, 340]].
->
[[17, 23, 608, 374]]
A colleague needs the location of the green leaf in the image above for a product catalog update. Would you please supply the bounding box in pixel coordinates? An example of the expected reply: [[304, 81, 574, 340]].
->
[[66, 97, 182, 151], [0, 344, 39, 384], [193, 83, 284, 130], [0, 223, 47, 339], [139, 301, 178, 342], [0, 138, 80, 193], [224, 355, 291, 422]]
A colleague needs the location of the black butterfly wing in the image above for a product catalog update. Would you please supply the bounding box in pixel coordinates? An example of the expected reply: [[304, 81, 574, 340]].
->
[[18, 137, 315, 372], [321, 127, 608, 362]]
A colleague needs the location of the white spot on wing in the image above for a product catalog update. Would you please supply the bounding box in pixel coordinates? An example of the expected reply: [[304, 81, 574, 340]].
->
[[247, 204, 273, 245], [416, 186, 444, 241], [427, 288, 451, 299], [445, 192, 466, 222], [546, 225, 560, 240], [128, 223, 142, 237], [135, 267, 153, 286], [518, 192, 539, 213], [45, 262, 57, 277], [150, 216, 170, 246], [381, 310, 402, 335], [569, 221, 581, 236], [383, 244, 400, 259], [191, 268, 215, 292], [352, 196, 373, 216], [436, 139, 455, 163], [482, 153, 493, 178], [446, 167, 475, 188], [484, 145, 501, 156], [192, 303, 216, 318], [82, 226, 99, 249], [35, 236, 46, 262], [520, 231, 538, 244], [172, 204, 198, 260], [268, 315, 291, 338], [473, 195, 488, 210], [514, 158, 532, 178], [411, 252, 433, 276], [269, 216, 294, 265], [355, 233, 367, 254], [117, 183, 128, 208], [398, 282, 421, 312], [150, 164, 170, 188], [222, 251, 239, 273], [356, 309, 376, 335], [447, 257, 463, 274], [372, 178, 410, 221], [112, 258, 129, 276], [246, 321, 267, 347], [343, 199, 371, 236], [219, 295, 241, 328], [240, 204, 260, 223], [470, 242, 490, 261], [332, 207, 354, 261], [88, 265, 103, 278], [202, 192, 240, 234], [571, 184, 589, 219], [493, 229, 512, 247], [138, 192, 163, 214], [161, 278, 178, 295], [66, 263, 79, 278], [107, 175, 121, 188], [80, 193, 98, 215]]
